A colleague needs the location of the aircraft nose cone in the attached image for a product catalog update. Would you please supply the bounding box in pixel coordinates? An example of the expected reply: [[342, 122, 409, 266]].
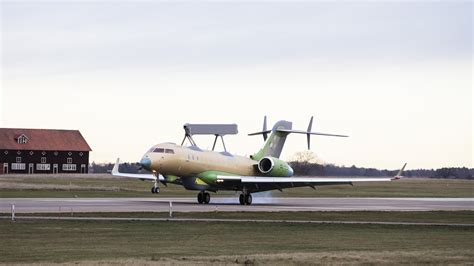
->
[[288, 166, 294, 177], [140, 157, 152, 170]]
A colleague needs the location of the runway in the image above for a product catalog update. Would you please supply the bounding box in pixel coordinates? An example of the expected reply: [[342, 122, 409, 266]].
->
[[1, 197, 473, 213]]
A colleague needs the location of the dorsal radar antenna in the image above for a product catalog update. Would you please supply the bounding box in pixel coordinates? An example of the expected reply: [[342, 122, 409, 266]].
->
[[181, 123, 238, 152]]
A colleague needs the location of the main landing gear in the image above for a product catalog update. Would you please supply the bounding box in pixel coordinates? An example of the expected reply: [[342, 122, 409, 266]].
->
[[197, 191, 211, 204], [239, 193, 252, 205]]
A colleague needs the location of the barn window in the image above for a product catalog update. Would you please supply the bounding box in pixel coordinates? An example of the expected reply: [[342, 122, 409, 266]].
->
[[41, 157, 46, 163], [29, 151, 34, 156], [16, 134, 28, 144], [36, 164, 50, 171], [67, 158, 72, 164], [16, 157, 21, 163], [62, 164, 76, 171], [79, 152, 83, 157]]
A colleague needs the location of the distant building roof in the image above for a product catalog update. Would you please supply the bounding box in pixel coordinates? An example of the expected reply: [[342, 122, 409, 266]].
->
[[0, 128, 92, 151]]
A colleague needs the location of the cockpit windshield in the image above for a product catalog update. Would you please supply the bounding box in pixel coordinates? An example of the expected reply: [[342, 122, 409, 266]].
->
[[152, 148, 174, 154]]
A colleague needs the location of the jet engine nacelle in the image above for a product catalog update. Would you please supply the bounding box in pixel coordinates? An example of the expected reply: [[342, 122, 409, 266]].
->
[[257, 156, 294, 177]]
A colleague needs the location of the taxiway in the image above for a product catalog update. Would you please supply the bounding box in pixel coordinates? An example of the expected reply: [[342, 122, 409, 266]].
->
[[1, 197, 473, 213]]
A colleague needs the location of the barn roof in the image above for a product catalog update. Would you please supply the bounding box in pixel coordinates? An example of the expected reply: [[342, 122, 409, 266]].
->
[[0, 128, 92, 151]]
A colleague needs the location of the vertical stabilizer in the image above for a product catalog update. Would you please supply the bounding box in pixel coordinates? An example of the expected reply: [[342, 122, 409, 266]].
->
[[250, 120, 292, 160]]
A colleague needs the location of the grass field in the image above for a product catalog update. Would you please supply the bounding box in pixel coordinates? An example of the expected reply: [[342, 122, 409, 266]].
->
[[1, 174, 473, 198], [1, 215, 473, 264]]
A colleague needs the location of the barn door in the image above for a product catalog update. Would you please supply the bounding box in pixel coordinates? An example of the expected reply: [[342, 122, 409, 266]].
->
[[28, 163, 34, 174], [81, 164, 86, 174], [53, 164, 58, 174], [2, 163, 7, 174]]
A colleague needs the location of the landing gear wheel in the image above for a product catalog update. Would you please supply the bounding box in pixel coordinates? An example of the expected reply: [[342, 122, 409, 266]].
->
[[239, 194, 245, 205], [151, 187, 159, 194], [197, 192, 204, 204], [203, 192, 211, 204], [245, 194, 252, 205]]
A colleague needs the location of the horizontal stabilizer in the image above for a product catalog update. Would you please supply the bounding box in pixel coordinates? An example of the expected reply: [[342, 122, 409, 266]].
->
[[277, 129, 348, 138], [248, 116, 348, 151], [248, 130, 272, 136]]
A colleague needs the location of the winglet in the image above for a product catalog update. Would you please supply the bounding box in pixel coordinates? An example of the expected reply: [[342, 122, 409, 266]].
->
[[393, 163, 407, 180], [307, 116, 313, 150], [111, 158, 120, 175]]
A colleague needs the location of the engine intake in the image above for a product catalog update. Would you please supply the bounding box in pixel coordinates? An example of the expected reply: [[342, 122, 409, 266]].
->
[[258, 157, 274, 174]]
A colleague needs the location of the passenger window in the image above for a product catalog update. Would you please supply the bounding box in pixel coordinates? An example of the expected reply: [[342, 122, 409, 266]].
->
[[165, 149, 174, 154], [153, 148, 165, 153]]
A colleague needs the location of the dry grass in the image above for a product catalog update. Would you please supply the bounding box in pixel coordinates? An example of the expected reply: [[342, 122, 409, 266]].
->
[[1, 219, 473, 264], [5, 250, 473, 265]]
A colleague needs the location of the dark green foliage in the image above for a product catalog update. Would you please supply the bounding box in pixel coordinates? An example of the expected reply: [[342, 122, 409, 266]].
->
[[289, 161, 474, 179]]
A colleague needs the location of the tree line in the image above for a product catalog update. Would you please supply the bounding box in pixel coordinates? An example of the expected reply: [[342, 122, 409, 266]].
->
[[288, 161, 474, 179], [89, 161, 473, 179]]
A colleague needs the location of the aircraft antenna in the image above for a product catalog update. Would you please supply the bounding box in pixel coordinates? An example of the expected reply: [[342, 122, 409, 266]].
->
[[182, 123, 238, 151]]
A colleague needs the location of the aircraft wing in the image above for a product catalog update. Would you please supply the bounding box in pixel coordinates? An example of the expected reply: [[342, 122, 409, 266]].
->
[[216, 176, 393, 183], [111, 158, 164, 181], [216, 163, 405, 184]]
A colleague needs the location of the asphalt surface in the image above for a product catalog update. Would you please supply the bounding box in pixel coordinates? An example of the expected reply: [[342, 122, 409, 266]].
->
[[1, 197, 473, 213]]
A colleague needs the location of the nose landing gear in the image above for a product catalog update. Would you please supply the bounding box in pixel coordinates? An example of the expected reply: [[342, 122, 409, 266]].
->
[[197, 191, 211, 204], [151, 179, 159, 194]]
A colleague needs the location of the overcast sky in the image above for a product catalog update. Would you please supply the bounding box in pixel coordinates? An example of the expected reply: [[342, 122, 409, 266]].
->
[[1, 1, 472, 169]]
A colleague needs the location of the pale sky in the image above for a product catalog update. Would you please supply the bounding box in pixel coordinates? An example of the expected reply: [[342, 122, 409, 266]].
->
[[1, 1, 472, 169]]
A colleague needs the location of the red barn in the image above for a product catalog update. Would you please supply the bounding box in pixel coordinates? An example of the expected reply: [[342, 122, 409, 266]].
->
[[0, 128, 91, 174]]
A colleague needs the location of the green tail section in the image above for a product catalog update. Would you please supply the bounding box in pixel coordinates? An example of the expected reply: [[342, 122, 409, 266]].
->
[[251, 120, 292, 161]]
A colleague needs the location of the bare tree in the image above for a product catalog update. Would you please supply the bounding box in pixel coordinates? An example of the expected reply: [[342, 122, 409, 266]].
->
[[291, 151, 322, 164]]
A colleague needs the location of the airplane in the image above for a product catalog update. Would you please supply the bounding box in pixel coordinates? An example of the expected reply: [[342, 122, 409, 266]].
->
[[112, 117, 405, 205]]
